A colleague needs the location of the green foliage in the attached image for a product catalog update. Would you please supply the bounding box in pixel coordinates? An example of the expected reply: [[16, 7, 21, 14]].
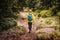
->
[[34, 10, 41, 16], [54, 25, 60, 31], [36, 24, 42, 30], [15, 26, 26, 36], [0, 0, 18, 32], [18, 0, 60, 17], [0, 18, 17, 32], [19, 0, 60, 10], [35, 10, 41, 13], [36, 32, 55, 40], [57, 11, 60, 17], [38, 14, 41, 17], [40, 10, 53, 17], [0, 0, 18, 18], [19, 27, 26, 35], [36, 29, 60, 40], [13, 12, 18, 19], [45, 19, 52, 25]]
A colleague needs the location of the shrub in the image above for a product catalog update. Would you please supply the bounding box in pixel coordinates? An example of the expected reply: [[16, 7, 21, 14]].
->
[[36, 32, 54, 40], [13, 12, 18, 19], [38, 14, 41, 17], [57, 11, 60, 17], [54, 25, 60, 31], [36, 27, 60, 40], [34, 10, 41, 16], [0, 18, 17, 32], [36, 30, 56, 40], [40, 10, 53, 17], [15, 26, 26, 36], [45, 19, 52, 25], [36, 24, 42, 30]]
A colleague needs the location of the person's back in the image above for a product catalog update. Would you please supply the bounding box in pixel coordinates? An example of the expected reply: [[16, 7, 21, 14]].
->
[[26, 10, 35, 33]]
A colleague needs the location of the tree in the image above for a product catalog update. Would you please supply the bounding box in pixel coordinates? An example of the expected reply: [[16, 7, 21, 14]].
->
[[0, 0, 18, 32]]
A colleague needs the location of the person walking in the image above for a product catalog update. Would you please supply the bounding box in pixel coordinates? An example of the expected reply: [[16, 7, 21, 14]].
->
[[26, 10, 35, 33]]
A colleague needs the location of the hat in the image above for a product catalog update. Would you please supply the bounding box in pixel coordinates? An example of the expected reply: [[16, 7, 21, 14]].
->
[[29, 9, 32, 12]]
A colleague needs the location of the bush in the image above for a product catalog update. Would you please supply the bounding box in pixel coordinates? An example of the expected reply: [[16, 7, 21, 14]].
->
[[36, 30, 57, 40], [36, 32, 54, 40], [36, 27, 60, 40], [36, 24, 42, 30], [35, 10, 41, 13], [45, 19, 52, 25], [38, 14, 41, 17], [57, 11, 60, 17], [54, 25, 60, 31], [15, 26, 26, 36], [19, 27, 26, 35], [34, 10, 41, 16], [13, 12, 18, 19], [0, 18, 17, 32], [40, 10, 53, 17]]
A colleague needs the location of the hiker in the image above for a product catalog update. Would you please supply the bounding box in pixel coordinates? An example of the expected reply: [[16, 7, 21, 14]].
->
[[26, 9, 35, 33]]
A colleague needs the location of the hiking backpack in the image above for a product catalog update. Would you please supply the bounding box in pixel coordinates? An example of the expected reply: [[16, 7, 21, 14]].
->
[[28, 14, 32, 21]]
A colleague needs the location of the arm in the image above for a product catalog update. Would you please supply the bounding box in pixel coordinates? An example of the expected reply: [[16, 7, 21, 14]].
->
[[25, 13, 28, 22], [32, 14, 35, 22]]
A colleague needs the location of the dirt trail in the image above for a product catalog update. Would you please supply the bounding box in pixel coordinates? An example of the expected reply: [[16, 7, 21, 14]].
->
[[20, 32, 36, 40], [17, 14, 40, 32], [17, 14, 39, 40]]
